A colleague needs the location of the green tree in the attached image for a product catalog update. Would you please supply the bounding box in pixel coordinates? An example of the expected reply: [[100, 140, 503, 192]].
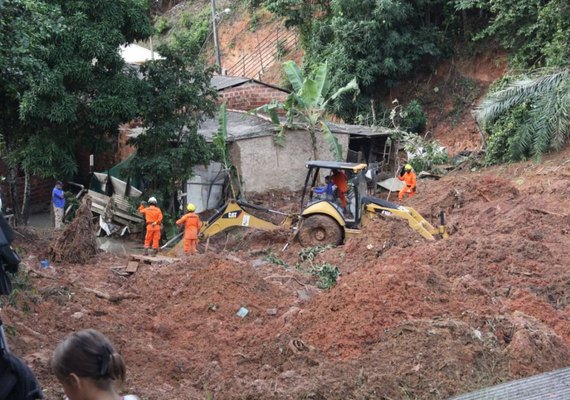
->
[[475, 68, 570, 162], [128, 32, 218, 214], [0, 0, 152, 224], [265, 0, 452, 122], [0, 0, 62, 222], [254, 60, 358, 161], [458, 0, 570, 68]]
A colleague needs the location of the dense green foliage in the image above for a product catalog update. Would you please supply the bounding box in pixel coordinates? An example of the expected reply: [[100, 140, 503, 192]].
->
[[264, 0, 569, 117], [261, 0, 570, 163], [476, 69, 570, 163], [128, 32, 218, 210], [463, 0, 570, 68], [265, 0, 454, 121], [394, 131, 449, 172], [0, 0, 152, 222], [157, 7, 212, 47], [388, 100, 428, 134], [483, 104, 529, 165]]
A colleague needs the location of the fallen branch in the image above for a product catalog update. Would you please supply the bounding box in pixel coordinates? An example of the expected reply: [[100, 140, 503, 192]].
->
[[264, 275, 308, 288], [476, 190, 492, 202], [529, 207, 566, 218], [28, 269, 58, 280], [15, 322, 43, 339], [83, 287, 140, 303], [553, 158, 570, 172]]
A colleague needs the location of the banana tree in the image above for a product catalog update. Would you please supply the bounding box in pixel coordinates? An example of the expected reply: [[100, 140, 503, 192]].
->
[[254, 61, 358, 161]]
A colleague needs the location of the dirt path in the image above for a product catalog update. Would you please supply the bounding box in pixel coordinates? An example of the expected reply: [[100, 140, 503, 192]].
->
[[2, 147, 570, 399]]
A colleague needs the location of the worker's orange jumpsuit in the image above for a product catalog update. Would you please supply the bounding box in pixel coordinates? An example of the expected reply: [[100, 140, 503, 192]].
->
[[398, 171, 417, 200], [138, 204, 163, 250], [331, 171, 349, 208], [176, 212, 202, 255]]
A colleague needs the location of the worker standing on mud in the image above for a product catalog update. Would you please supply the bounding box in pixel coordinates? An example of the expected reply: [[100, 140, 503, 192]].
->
[[138, 197, 163, 256], [52, 181, 65, 229], [331, 169, 350, 215], [176, 203, 202, 256], [398, 164, 417, 201]]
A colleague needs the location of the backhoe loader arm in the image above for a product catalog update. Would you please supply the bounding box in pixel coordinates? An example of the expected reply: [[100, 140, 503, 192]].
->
[[361, 197, 447, 240], [200, 200, 295, 239]]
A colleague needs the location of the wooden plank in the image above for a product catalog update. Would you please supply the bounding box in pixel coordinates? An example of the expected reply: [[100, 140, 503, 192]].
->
[[125, 261, 139, 273], [129, 254, 180, 265]]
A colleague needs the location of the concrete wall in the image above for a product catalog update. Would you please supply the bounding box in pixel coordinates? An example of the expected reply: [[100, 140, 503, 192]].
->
[[218, 82, 288, 111], [231, 130, 349, 193]]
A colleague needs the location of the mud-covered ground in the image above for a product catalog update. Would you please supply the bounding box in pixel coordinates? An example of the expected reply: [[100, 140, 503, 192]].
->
[[2, 147, 570, 400]]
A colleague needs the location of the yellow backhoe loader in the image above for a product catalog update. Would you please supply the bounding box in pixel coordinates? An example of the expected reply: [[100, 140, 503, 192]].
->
[[296, 161, 448, 247], [163, 161, 447, 251]]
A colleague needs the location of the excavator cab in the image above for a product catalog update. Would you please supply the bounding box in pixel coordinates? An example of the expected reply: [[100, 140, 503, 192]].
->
[[298, 161, 368, 246], [298, 160, 448, 247]]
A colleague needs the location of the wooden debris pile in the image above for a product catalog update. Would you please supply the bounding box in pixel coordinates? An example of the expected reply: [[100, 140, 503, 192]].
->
[[48, 196, 99, 263]]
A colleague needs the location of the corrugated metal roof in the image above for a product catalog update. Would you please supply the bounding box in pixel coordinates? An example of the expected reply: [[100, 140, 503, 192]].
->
[[197, 111, 275, 142], [328, 122, 399, 136], [210, 75, 290, 92], [211, 76, 250, 90], [449, 367, 570, 400], [197, 111, 394, 142]]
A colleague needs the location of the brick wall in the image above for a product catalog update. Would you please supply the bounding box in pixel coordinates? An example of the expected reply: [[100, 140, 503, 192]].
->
[[0, 161, 55, 212], [117, 121, 140, 161], [218, 82, 288, 111]]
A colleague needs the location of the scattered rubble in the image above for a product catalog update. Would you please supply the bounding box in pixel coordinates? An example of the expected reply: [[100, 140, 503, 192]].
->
[[47, 196, 99, 264], [2, 147, 570, 399]]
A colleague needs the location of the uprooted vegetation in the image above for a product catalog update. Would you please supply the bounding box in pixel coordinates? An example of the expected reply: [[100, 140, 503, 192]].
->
[[2, 148, 570, 399], [48, 197, 99, 264]]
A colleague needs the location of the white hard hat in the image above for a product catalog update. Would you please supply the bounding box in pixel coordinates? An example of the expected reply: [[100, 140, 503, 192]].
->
[[148, 197, 157, 204]]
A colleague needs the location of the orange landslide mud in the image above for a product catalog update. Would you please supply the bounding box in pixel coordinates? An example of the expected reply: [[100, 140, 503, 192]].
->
[[3, 148, 570, 399]]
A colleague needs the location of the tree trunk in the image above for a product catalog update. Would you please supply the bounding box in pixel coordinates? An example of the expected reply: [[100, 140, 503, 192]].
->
[[21, 169, 31, 225], [309, 129, 318, 160], [7, 165, 20, 225]]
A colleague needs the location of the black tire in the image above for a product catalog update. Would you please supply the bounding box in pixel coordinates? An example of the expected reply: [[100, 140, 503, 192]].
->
[[298, 214, 343, 247]]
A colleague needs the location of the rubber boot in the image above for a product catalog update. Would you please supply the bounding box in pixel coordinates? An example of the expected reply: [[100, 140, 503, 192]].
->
[[143, 248, 149, 256]]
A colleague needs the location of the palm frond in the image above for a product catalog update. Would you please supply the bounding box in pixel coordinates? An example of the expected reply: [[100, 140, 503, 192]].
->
[[508, 119, 533, 161], [529, 96, 554, 161], [551, 79, 570, 149], [475, 68, 570, 124]]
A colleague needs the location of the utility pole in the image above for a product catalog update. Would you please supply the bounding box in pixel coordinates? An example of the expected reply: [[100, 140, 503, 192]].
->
[[211, 0, 221, 69]]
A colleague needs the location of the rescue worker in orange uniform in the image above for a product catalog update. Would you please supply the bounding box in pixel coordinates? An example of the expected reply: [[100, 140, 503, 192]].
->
[[398, 164, 417, 201], [138, 197, 163, 255], [331, 169, 349, 210], [176, 203, 202, 256]]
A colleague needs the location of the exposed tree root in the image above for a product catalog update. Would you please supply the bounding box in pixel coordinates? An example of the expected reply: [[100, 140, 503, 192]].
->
[[48, 196, 99, 264]]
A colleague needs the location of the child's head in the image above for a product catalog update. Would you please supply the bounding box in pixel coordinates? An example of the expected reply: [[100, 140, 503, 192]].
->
[[52, 329, 126, 399]]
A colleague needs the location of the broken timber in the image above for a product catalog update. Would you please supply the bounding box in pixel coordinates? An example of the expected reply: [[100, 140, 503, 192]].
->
[[129, 254, 180, 265], [89, 190, 145, 233], [111, 254, 180, 276]]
